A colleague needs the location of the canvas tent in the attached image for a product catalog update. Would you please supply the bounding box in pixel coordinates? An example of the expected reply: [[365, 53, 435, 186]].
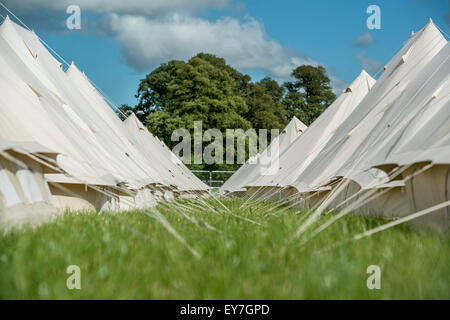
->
[[220, 116, 307, 198], [287, 19, 448, 229], [0, 16, 208, 215], [290, 19, 447, 195], [220, 19, 449, 230], [124, 113, 209, 196], [226, 69, 375, 204], [281, 20, 448, 230], [245, 69, 376, 192], [0, 138, 56, 228], [0, 17, 134, 211], [360, 40, 450, 229]]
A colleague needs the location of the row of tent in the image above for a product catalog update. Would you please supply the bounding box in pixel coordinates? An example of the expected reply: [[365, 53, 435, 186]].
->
[[221, 19, 449, 231], [0, 16, 209, 228]]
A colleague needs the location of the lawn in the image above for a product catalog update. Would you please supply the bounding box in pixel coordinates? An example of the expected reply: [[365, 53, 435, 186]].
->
[[0, 198, 448, 299]]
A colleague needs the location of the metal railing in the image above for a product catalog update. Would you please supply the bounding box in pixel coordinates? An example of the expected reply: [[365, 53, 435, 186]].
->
[[191, 170, 236, 188]]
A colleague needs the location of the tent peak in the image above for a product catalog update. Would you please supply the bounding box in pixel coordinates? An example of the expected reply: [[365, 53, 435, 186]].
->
[[67, 62, 86, 78], [66, 61, 78, 72], [344, 69, 376, 93], [129, 113, 138, 121], [288, 116, 307, 133], [127, 112, 138, 120], [359, 69, 369, 76], [423, 17, 440, 32], [0, 14, 11, 26], [125, 112, 142, 126], [0, 14, 30, 34]]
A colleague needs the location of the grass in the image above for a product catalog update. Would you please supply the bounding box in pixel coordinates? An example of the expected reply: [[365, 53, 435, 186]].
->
[[0, 198, 448, 299]]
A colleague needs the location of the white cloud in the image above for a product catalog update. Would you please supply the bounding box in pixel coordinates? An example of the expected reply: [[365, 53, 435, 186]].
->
[[354, 32, 375, 47], [108, 13, 316, 78], [330, 76, 348, 94], [2, 0, 346, 90], [3, 0, 230, 16], [355, 51, 383, 75]]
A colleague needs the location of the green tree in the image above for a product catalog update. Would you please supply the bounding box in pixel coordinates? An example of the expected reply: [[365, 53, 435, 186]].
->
[[283, 65, 336, 125], [129, 55, 336, 172], [243, 78, 286, 131], [138, 54, 251, 149], [259, 77, 285, 101], [135, 60, 186, 124]]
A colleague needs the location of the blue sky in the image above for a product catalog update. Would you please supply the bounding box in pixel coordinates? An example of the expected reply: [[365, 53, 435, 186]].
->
[[1, 0, 448, 107]]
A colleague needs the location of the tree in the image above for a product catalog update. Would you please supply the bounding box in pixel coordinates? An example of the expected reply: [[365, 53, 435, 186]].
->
[[259, 77, 285, 101], [133, 54, 289, 168], [243, 78, 286, 131], [283, 65, 336, 125], [138, 54, 251, 150], [128, 55, 336, 171], [135, 60, 186, 124]]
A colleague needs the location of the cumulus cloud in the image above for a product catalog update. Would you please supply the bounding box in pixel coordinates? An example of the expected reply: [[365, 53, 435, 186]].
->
[[330, 76, 348, 94], [354, 32, 375, 47], [108, 13, 316, 78], [1, 0, 230, 17], [1, 0, 346, 90], [355, 51, 383, 75], [0, 6, 65, 32]]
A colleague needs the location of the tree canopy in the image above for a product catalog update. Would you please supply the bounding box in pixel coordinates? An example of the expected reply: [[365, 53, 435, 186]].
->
[[119, 53, 336, 170], [283, 65, 336, 125]]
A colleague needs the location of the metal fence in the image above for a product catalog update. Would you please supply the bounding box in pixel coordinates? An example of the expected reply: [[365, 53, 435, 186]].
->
[[191, 170, 236, 188]]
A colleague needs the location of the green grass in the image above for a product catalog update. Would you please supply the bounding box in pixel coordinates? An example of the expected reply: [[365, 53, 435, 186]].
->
[[0, 198, 448, 299]]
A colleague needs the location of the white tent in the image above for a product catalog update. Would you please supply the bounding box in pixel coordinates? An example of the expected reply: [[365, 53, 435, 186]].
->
[[291, 19, 446, 194], [0, 16, 205, 213], [0, 138, 56, 228], [243, 70, 376, 193], [288, 20, 448, 229], [0, 17, 120, 185], [360, 41, 450, 229], [228, 69, 375, 205], [64, 62, 167, 188], [0, 17, 136, 211], [220, 19, 449, 230], [123, 113, 209, 196], [220, 116, 307, 197]]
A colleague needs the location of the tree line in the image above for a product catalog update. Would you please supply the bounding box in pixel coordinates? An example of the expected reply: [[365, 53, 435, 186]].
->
[[119, 53, 336, 171]]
